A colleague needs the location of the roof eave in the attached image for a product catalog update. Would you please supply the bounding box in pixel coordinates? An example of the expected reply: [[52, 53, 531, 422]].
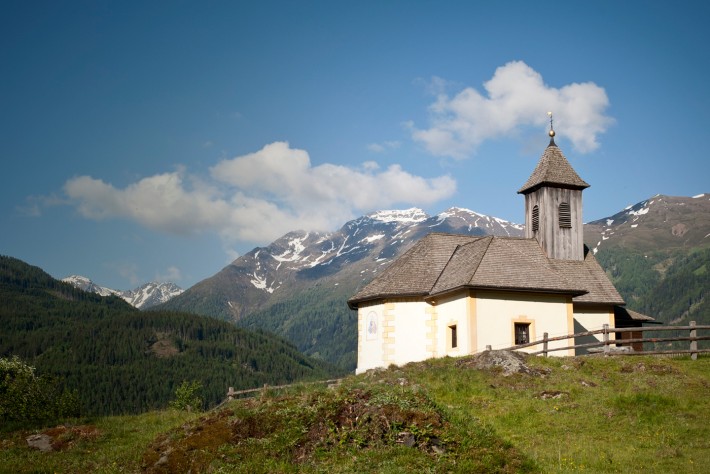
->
[[427, 284, 587, 301], [347, 291, 429, 309], [518, 181, 590, 195]]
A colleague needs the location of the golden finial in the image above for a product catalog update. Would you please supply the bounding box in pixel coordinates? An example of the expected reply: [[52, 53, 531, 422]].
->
[[547, 111, 555, 137]]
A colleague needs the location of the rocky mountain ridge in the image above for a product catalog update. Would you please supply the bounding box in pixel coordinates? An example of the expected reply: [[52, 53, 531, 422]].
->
[[584, 193, 710, 254], [62, 275, 183, 309], [160, 206, 524, 320]]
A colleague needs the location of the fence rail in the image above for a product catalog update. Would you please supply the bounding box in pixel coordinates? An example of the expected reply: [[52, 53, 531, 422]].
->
[[499, 321, 710, 360]]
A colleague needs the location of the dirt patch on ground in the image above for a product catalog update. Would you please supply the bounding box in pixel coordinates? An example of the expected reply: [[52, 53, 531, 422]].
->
[[148, 332, 180, 358]]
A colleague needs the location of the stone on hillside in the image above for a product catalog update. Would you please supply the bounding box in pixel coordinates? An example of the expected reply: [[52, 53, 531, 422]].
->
[[26, 434, 53, 452], [456, 350, 548, 376]]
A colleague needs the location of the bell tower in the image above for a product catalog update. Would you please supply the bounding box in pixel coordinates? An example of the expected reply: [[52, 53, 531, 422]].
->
[[518, 113, 589, 261]]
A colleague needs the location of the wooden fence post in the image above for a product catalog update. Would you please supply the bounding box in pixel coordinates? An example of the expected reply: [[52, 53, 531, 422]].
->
[[603, 324, 610, 355], [542, 332, 549, 357], [690, 321, 697, 361]]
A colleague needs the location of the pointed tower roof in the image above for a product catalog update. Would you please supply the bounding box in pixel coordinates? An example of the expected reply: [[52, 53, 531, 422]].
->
[[517, 116, 590, 194]]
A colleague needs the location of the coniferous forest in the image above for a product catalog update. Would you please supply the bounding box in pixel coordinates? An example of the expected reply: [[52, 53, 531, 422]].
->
[[0, 256, 340, 417], [595, 247, 709, 327]]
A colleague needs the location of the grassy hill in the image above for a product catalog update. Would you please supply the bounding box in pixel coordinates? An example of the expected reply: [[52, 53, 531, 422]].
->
[[0, 256, 340, 416], [2, 353, 709, 473]]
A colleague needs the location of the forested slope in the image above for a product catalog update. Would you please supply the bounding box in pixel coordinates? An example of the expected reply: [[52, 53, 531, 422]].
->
[[595, 246, 709, 328], [0, 256, 339, 416]]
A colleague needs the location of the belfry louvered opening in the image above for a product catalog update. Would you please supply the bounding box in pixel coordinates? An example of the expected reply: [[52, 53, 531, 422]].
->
[[559, 202, 572, 228], [531, 205, 539, 232]]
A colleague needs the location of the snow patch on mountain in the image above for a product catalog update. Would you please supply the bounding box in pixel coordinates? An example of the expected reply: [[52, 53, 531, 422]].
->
[[368, 208, 427, 224], [272, 233, 310, 263]]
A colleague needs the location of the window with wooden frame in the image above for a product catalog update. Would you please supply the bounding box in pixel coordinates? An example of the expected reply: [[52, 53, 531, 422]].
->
[[514, 323, 530, 345], [532, 205, 539, 232], [559, 202, 571, 228], [449, 324, 458, 349]]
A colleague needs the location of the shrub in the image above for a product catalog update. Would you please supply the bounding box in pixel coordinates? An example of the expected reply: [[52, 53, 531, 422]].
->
[[0, 356, 80, 427], [169, 380, 203, 412]]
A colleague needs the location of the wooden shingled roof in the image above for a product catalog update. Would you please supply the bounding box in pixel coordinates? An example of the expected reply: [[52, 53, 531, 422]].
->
[[517, 140, 590, 194], [550, 247, 625, 305], [347, 233, 625, 309], [430, 237, 586, 297], [347, 233, 475, 306]]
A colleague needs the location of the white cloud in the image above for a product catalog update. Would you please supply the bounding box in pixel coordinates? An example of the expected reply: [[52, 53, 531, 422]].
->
[[113, 262, 140, 287], [367, 141, 401, 153], [64, 171, 232, 235], [155, 265, 182, 283], [412, 61, 613, 158], [63, 142, 456, 246]]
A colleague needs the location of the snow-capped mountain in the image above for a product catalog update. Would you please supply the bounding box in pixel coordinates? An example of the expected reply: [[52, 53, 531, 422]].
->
[[62, 275, 121, 298], [161, 207, 524, 320], [62, 276, 183, 309], [121, 282, 184, 309]]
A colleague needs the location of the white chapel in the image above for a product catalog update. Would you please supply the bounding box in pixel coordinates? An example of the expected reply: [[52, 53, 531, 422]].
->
[[348, 121, 652, 373]]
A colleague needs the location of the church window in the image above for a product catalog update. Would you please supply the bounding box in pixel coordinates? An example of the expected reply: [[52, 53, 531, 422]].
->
[[514, 323, 530, 345], [559, 202, 572, 228], [449, 325, 458, 349], [531, 205, 539, 232]]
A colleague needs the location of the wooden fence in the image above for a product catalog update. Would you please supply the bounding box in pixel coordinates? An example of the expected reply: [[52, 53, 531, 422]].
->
[[215, 378, 343, 408], [499, 321, 710, 359]]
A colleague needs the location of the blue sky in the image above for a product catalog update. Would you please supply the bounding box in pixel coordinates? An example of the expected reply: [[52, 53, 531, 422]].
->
[[2, 1, 708, 290]]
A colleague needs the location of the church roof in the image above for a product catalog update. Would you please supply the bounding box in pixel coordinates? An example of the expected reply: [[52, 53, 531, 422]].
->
[[347, 233, 623, 309], [347, 233, 475, 304], [614, 305, 657, 325], [517, 140, 590, 194], [549, 247, 625, 305], [429, 236, 585, 297]]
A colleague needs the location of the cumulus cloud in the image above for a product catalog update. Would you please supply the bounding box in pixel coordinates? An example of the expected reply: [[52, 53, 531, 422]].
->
[[63, 142, 455, 245], [64, 171, 232, 235], [411, 61, 613, 158]]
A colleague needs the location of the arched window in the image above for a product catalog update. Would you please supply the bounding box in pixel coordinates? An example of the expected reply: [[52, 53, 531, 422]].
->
[[531, 205, 539, 232], [559, 202, 572, 228]]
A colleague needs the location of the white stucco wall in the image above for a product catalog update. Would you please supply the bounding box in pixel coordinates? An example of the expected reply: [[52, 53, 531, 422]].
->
[[356, 304, 384, 374], [356, 291, 580, 373], [434, 294, 472, 357], [475, 291, 573, 356], [574, 308, 615, 342], [356, 300, 433, 374], [390, 301, 430, 366]]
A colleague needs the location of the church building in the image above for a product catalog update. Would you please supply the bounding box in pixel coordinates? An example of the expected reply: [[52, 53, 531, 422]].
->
[[348, 120, 652, 374]]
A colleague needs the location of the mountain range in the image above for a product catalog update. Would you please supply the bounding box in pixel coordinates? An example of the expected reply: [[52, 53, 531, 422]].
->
[[160, 207, 524, 320], [62, 275, 183, 309]]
